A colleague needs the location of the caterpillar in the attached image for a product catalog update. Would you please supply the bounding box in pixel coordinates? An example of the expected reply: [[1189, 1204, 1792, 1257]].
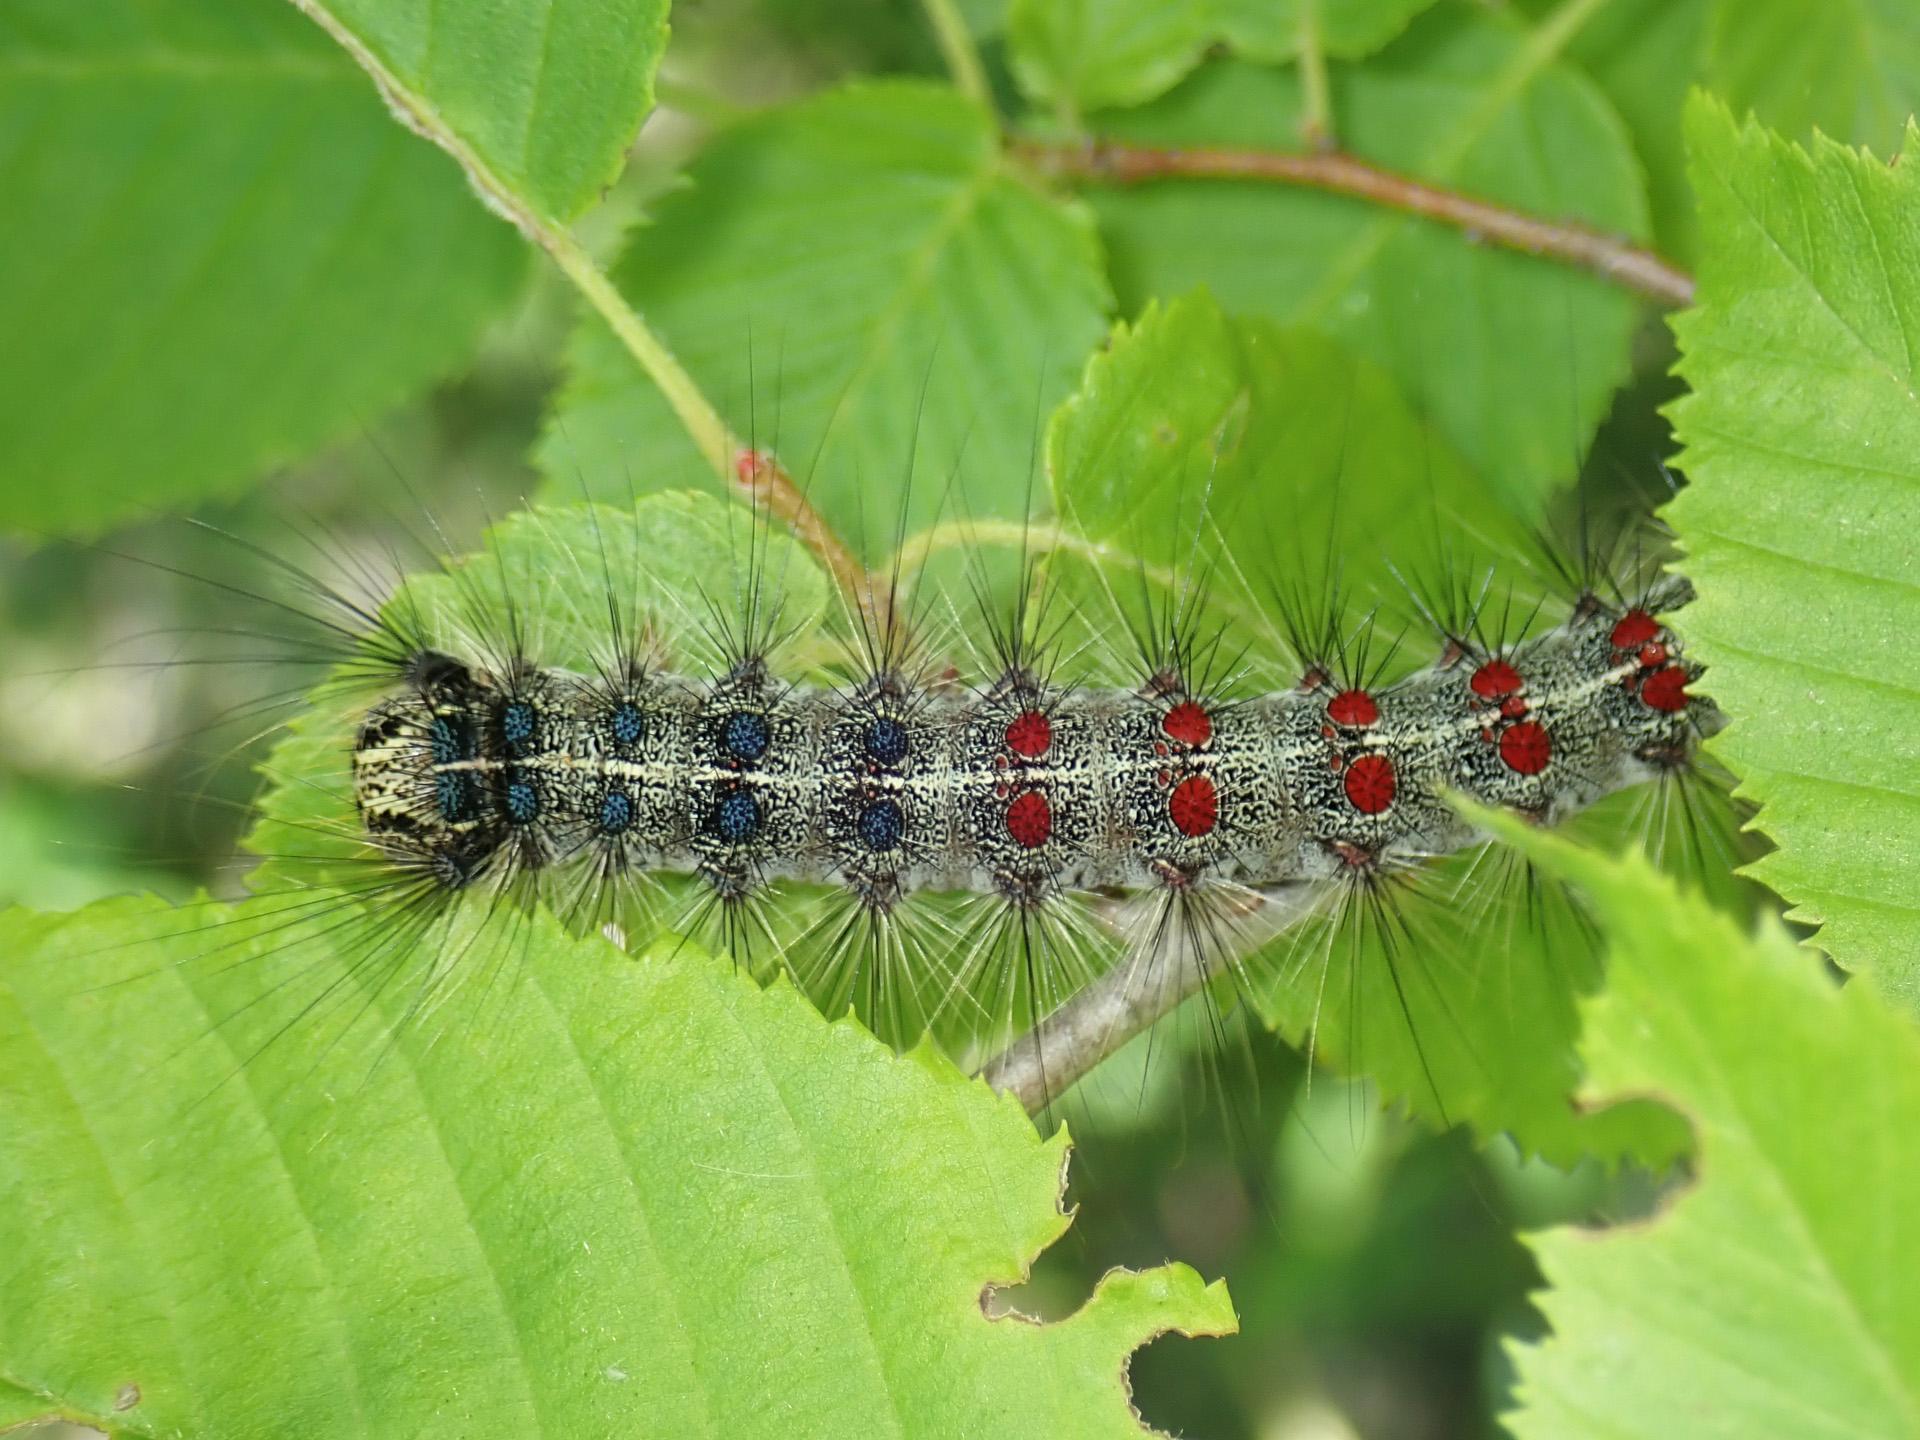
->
[[94, 456, 1725, 1133], [352, 566, 1704, 954]]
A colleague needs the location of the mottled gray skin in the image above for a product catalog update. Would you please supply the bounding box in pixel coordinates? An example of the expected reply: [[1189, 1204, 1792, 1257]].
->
[[353, 583, 1717, 907]]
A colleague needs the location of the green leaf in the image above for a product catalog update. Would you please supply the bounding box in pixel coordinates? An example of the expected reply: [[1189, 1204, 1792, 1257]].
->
[[1006, 0, 1217, 114], [1041, 293, 1689, 1168], [1489, 813, 1920, 1440], [1087, 6, 1651, 514], [294, 0, 670, 224], [1667, 98, 1920, 1002], [1247, 801, 1700, 1172], [0, 0, 526, 533], [0, 898, 1234, 1437], [1004, 0, 1439, 114], [537, 83, 1114, 555], [1046, 290, 1529, 633], [1214, 0, 1437, 63], [1703, 0, 1920, 163], [1522, 0, 1920, 264], [1525, 0, 1713, 263]]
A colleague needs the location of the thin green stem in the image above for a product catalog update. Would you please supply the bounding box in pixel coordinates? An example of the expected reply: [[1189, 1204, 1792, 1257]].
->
[[540, 232, 733, 474], [286, 0, 879, 618], [919, 0, 993, 111], [537, 246, 875, 610], [1445, 0, 1611, 163], [1296, 0, 1333, 151], [892, 517, 1178, 593], [1531, 0, 1615, 71]]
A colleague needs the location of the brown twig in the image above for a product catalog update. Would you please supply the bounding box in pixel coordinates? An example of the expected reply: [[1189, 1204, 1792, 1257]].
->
[[1015, 137, 1695, 308], [977, 936, 1210, 1116], [980, 882, 1324, 1115], [297, 0, 889, 625], [732, 449, 887, 632]]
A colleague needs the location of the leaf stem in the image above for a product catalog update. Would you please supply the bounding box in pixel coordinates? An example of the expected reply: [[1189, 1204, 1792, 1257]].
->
[[286, 0, 882, 622], [919, 0, 993, 111], [1296, 0, 1334, 150], [542, 237, 887, 617], [538, 232, 733, 471], [1013, 137, 1694, 307], [537, 246, 883, 622], [980, 883, 1324, 1114], [892, 517, 1180, 592]]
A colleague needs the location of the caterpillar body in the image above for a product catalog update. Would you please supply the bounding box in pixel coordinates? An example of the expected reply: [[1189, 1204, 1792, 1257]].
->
[[352, 577, 1709, 922]]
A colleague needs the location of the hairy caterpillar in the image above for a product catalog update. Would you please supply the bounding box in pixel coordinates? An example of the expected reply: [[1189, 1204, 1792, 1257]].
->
[[20, 274, 1745, 1142], [352, 566, 1704, 954], [88, 450, 1725, 1135]]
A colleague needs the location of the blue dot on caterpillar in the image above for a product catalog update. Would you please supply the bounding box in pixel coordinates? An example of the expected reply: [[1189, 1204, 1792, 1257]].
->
[[858, 798, 905, 853], [722, 709, 771, 763], [711, 788, 761, 845], [864, 715, 910, 765], [503, 773, 540, 825], [610, 701, 644, 747], [499, 699, 539, 755], [598, 789, 635, 835]]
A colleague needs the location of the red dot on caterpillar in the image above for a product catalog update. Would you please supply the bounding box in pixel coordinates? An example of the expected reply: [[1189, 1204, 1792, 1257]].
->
[[1639, 665, 1690, 712], [1005, 709, 1052, 758], [1327, 688, 1379, 727], [1499, 720, 1552, 775], [1343, 752, 1396, 814], [1499, 695, 1529, 719], [1168, 774, 1218, 838], [1470, 659, 1522, 699], [1161, 700, 1212, 748], [1610, 609, 1660, 651], [1638, 640, 1669, 669], [1004, 789, 1052, 849]]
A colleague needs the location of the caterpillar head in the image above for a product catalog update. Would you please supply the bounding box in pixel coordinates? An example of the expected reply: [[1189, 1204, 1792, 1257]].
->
[[353, 657, 500, 890], [1591, 578, 1723, 772]]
